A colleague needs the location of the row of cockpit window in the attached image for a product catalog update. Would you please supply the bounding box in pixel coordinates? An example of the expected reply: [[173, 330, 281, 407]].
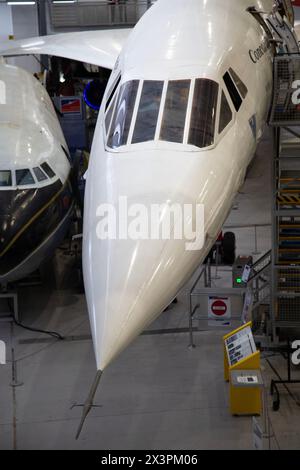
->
[[0, 162, 56, 188], [104, 68, 248, 150]]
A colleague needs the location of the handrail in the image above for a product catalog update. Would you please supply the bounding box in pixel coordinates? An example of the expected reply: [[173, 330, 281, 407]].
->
[[188, 261, 211, 348], [249, 250, 272, 282]]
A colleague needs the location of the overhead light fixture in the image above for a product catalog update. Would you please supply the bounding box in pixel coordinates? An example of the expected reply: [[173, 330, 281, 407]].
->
[[7, 2, 36, 5], [52, 1, 75, 3]]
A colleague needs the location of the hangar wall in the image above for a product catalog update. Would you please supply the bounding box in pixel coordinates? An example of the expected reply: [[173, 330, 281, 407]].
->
[[10, 5, 40, 73], [0, 4, 13, 43]]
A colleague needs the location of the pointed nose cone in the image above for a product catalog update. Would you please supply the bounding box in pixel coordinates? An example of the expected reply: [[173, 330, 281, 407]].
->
[[83, 150, 209, 371], [84, 236, 180, 370]]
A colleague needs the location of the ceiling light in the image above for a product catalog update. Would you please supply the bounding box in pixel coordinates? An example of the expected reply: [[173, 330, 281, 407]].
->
[[7, 2, 36, 5]]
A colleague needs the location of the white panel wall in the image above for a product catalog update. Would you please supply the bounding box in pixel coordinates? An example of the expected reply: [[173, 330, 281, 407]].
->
[[11, 5, 40, 73], [0, 4, 13, 43]]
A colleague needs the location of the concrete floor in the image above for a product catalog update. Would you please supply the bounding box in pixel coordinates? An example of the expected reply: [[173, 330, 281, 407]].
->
[[1, 129, 300, 450]]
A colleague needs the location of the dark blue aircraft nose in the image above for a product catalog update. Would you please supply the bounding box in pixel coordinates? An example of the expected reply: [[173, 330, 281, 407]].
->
[[0, 180, 72, 278]]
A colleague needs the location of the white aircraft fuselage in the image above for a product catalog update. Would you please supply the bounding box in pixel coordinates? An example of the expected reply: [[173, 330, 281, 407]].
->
[[83, 0, 275, 370], [0, 63, 73, 283]]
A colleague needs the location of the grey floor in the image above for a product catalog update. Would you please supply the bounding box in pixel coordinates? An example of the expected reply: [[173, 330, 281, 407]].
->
[[1, 129, 300, 450]]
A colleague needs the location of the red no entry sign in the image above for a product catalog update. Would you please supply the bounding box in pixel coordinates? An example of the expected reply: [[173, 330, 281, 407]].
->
[[208, 297, 231, 325], [211, 300, 228, 317]]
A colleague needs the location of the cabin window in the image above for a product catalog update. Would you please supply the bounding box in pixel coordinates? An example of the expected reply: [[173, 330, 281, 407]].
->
[[33, 167, 48, 182], [0, 170, 12, 187], [41, 162, 55, 178], [188, 79, 219, 149], [107, 80, 139, 148], [223, 71, 242, 112], [160, 80, 190, 144], [228, 68, 248, 99], [132, 80, 164, 144], [219, 91, 232, 134], [16, 169, 35, 186]]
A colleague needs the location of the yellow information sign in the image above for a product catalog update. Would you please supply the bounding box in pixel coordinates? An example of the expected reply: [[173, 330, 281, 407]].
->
[[223, 322, 261, 415]]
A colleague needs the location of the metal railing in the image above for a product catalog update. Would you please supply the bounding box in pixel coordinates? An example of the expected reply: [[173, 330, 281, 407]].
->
[[187, 249, 273, 346]]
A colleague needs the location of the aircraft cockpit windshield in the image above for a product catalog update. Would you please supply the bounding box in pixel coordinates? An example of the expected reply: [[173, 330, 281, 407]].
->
[[105, 77, 234, 150], [0, 163, 56, 189], [0, 170, 12, 187]]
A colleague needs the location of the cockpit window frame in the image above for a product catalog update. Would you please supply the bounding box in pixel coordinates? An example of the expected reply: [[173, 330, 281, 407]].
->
[[0, 170, 12, 188], [105, 74, 121, 112], [0, 163, 59, 190], [218, 89, 234, 135], [107, 79, 140, 149], [15, 168, 35, 187], [228, 68, 248, 100], [187, 78, 219, 149], [131, 80, 165, 145], [104, 76, 237, 152], [159, 79, 191, 145]]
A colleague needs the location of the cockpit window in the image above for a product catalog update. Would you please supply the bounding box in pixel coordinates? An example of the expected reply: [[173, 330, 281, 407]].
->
[[219, 91, 232, 134], [105, 93, 117, 134], [223, 71, 242, 112], [107, 80, 139, 149], [33, 166, 48, 182], [188, 79, 219, 149], [105, 77, 223, 150], [105, 75, 121, 112], [160, 80, 190, 144], [228, 68, 248, 99], [16, 169, 35, 186], [0, 170, 12, 187], [132, 80, 164, 144], [41, 162, 55, 178]]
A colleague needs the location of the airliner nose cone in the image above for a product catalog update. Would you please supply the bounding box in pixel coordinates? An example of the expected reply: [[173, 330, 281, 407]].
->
[[83, 193, 205, 371], [84, 237, 182, 370]]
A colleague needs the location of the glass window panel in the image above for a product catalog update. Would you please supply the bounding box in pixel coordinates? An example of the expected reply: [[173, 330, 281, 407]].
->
[[228, 68, 248, 99], [132, 80, 164, 144], [107, 80, 139, 149], [188, 79, 219, 149], [16, 169, 35, 186], [223, 72, 242, 112], [160, 80, 190, 143], [33, 166, 48, 182], [0, 170, 12, 187], [219, 91, 232, 134], [105, 75, 121, 111], [105, 93, 116, 134], [41, 162, 55, 178]]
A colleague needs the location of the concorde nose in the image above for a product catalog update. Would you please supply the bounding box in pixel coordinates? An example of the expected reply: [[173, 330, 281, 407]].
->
[[82, 138, 232, 371], [83, 207, 205, 371], [82, 146, 213, 372]]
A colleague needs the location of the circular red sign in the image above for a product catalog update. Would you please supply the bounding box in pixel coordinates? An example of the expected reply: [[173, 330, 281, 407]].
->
[[211, 300, 227, 317]]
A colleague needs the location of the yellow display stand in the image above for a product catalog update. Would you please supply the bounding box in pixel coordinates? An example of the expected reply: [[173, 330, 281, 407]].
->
[[223, 322, 261, 416]]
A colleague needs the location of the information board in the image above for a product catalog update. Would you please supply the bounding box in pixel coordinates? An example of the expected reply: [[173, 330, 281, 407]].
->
[[225, 325, 256, 367]]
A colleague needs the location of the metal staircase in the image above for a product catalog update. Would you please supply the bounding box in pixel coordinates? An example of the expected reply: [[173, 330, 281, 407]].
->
[[248, 251, 271, 310], [269, 54, 300, 336]]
